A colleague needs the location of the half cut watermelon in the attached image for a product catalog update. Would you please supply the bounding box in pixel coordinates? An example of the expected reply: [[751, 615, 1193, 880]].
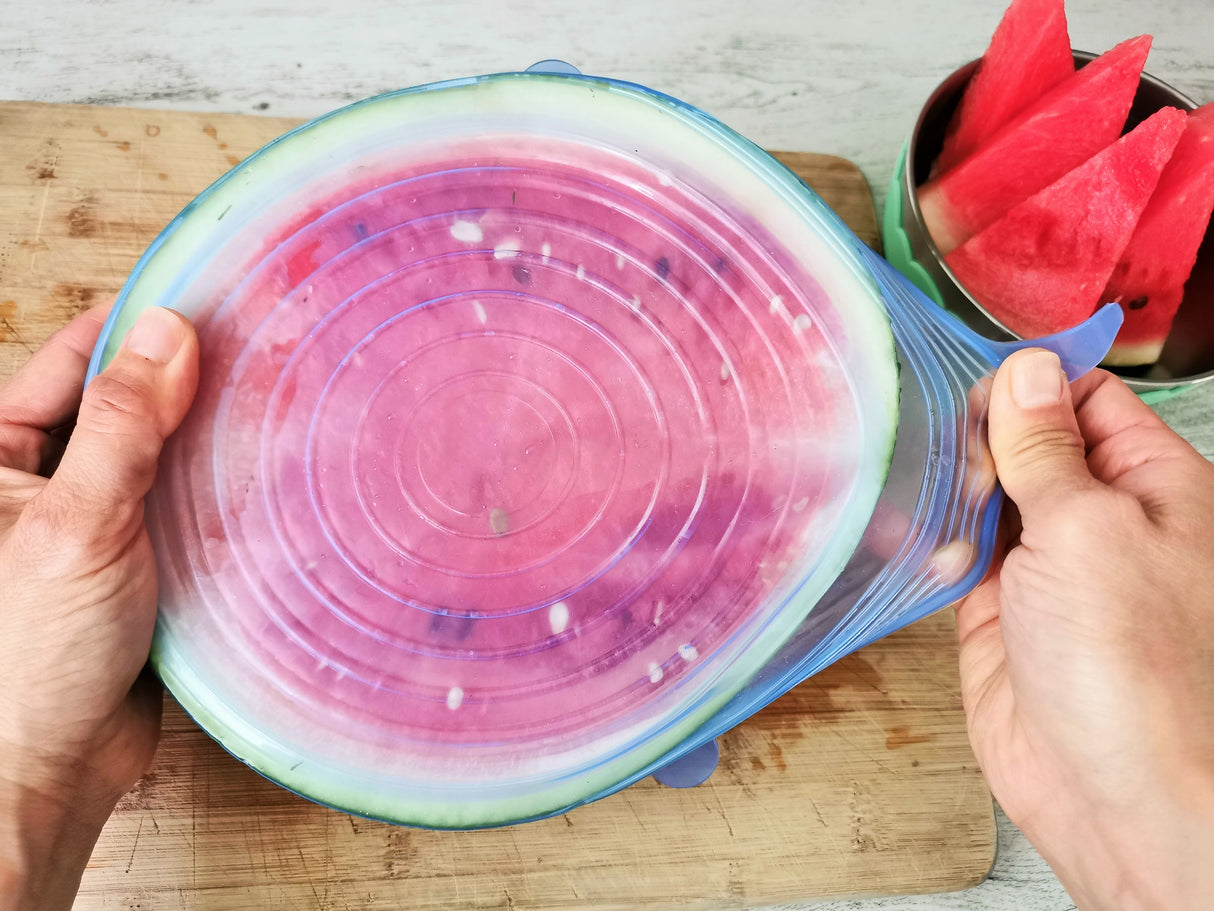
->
[[86, 73, 901, 828]]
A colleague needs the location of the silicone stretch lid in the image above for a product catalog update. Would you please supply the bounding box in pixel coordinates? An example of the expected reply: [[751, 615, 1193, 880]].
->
[[88, 71, 904, 828], [585, 250, 1121, 793]]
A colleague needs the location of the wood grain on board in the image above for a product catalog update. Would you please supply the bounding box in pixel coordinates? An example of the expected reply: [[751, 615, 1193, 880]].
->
[[0, 100, 994, 909]]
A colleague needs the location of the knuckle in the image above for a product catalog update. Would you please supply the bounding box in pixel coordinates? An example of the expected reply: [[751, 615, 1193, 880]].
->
[[1003, 423, 1084, 468], [81, 371, 158, 433], [0, 468, 46, 513], [13, 485, 139, 575], [1033, 487, 1140, 551], [0, 427, 42, 474], [10, 498, 89, 573], [1041, 497, 1101, 543]]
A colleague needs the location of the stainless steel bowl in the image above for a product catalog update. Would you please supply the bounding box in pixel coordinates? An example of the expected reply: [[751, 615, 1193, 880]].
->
[[892, 51, 1214, 398]]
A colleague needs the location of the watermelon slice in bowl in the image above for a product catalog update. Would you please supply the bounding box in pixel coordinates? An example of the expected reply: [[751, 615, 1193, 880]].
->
[[931, 0, 1074, 177], [1099, 101, 1214, 366], [89, 68, 1120, 828], [918, 34, 1151, 255], [945, 107, 1187, 339]]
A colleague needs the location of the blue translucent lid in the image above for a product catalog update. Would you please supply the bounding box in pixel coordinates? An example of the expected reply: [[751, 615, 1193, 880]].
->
[[88, 68, 1117, 829]]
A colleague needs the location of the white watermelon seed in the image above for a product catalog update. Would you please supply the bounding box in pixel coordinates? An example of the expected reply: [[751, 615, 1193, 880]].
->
[[450, 221, 482, 243]]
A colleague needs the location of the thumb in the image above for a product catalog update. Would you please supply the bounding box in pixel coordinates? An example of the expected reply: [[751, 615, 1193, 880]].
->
[[988, 348, 1096, 520], [43, 306, 199, 541]]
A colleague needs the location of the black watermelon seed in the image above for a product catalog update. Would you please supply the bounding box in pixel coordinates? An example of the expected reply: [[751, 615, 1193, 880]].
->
[[655, 256, 670, 280], [1128, 296, 1149, 310], [429, 609, 476, 641], [512, 265, 532, 286], [354, 222, 368, 238]]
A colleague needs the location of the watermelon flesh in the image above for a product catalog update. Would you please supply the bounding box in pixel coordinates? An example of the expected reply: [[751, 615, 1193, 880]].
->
[[919, 34, 1152, 255], [1100, 102, 1214, 365], [945, 107, 1187, 338], [933, 0, 1073, 176]]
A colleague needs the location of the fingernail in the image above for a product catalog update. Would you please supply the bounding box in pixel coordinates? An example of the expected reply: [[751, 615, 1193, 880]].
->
[[122, 307, 186, 364], [1010, 350, 1064, 409]]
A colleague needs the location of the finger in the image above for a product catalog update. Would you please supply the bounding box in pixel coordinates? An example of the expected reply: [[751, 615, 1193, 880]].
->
[[955, 613, 1012, 770], [962, 376, 998, 520], [954, 507, 1010, 642], [1070, 368, 1204, 506], [0, 304, 111, 473], [1069, 368, 1162, 448], [0, 303, 111, 425], [953, 566, 1012, 752], [0, 466, 48, 535], [36, 307, 199, 544], [988, 348, 1098, 521]]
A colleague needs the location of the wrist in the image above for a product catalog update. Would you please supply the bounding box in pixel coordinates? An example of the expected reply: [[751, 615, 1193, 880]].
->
[[0, 751, 112, 911], [1034, 776, 1214, 910]]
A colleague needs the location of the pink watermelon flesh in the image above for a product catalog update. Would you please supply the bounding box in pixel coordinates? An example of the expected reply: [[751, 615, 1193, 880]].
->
[[945, 107, 1187, 339], [933, 0, 1073, 176], [149, 140, 865, 754], [919, 34, 1152, 255], [1101, 102, 1214, 366]]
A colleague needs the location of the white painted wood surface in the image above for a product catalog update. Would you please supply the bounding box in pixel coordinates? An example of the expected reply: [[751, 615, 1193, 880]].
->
[[5, 1, 1212, 908]]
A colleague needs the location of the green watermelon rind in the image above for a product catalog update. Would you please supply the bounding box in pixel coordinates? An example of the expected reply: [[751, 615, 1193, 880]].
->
[[102, 73, 901, 829]]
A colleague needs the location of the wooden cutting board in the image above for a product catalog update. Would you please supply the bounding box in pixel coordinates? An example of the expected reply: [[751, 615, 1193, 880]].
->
[[0, 101, 995, 909]]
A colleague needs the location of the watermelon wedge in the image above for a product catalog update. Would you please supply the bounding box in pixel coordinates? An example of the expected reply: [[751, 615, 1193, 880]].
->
[[945, 107, 1187, 339], [932, 0, 1073, 176], [1100, 102, 1214, 365], [919, 34, 1152, 255]]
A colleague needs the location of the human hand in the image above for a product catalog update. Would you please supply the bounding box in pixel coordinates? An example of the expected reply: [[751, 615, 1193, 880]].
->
[[0, 305, 198, 910], [957, 349, 1214, 910]]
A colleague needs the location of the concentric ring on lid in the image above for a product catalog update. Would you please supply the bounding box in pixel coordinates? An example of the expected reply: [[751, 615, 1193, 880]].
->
[[88, 72, 900, 827]]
